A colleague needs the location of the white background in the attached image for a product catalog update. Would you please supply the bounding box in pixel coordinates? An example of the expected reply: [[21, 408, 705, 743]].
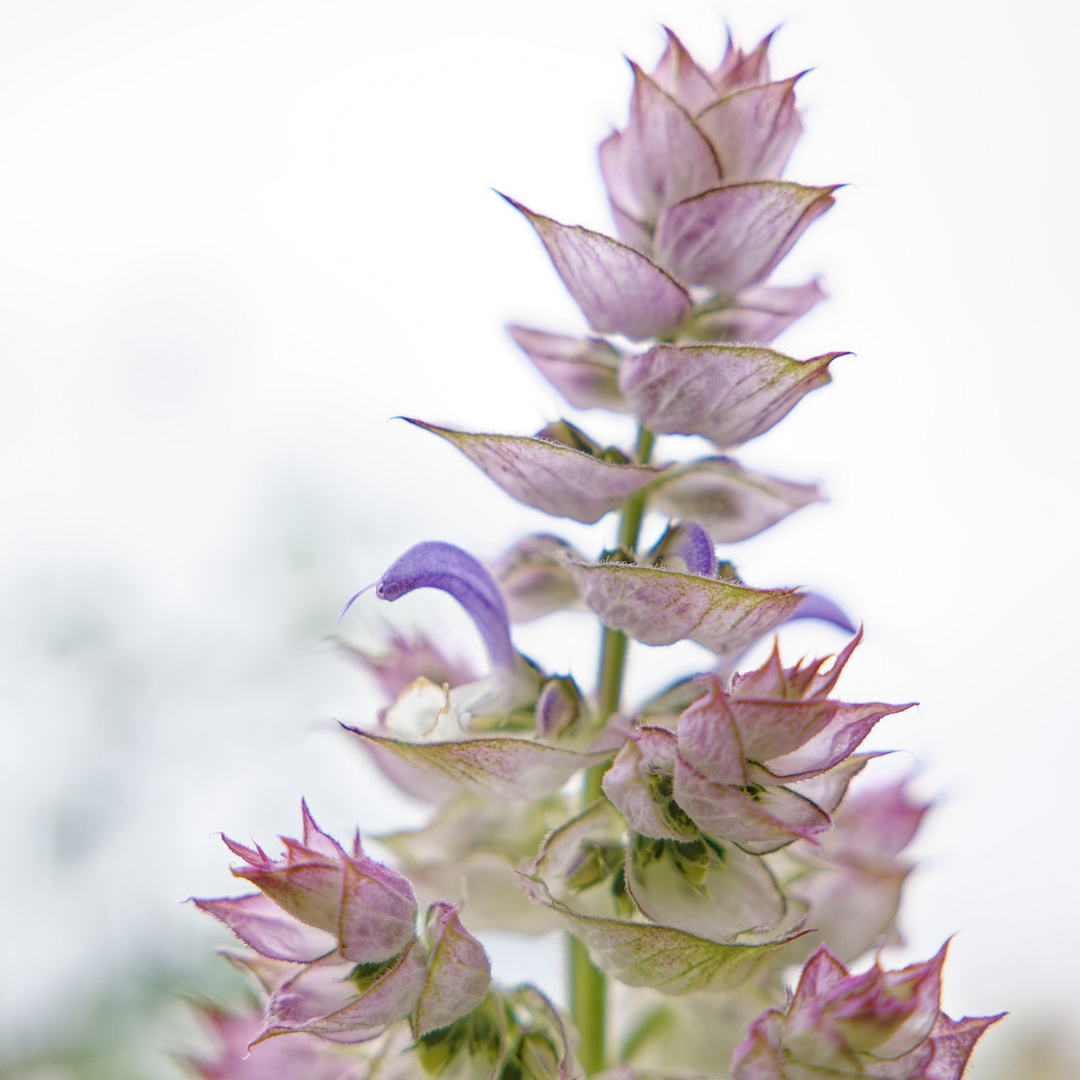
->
[[1, 1, 1077, 1074]]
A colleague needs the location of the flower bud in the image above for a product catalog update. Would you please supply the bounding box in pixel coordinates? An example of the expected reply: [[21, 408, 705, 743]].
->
[[197, 802, 418, 965], [731, 944, 1003, 1079]]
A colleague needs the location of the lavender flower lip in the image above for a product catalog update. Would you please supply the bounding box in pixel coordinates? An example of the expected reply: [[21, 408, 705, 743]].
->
[[341, 540, 516, 672]]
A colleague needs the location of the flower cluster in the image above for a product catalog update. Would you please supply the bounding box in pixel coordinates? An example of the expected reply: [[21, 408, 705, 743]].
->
[[731, 946, 1003, 1079], [190, 27, 1001, 1080], [195, 803, 490, 1044]]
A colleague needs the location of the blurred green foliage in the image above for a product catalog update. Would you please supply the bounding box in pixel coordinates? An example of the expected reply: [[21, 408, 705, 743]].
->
[[0, 956, 247, 1080]]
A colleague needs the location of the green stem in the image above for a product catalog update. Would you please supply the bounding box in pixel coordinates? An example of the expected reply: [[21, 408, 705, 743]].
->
[[570, 937, 606, 1076], [571, 424, 656, 1074], [616, 425, 655, 554]]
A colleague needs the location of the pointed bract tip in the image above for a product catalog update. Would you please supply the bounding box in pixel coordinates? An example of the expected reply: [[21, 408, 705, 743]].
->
[[495, 190, 529, 215]]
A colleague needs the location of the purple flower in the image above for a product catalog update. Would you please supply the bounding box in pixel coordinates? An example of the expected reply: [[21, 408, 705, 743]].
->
[[730, 945, 1003, 1079], [648, 520, 718, 578], [600, 31, 806, 243], [340, 541, 545, 757], [185, 1003, 365, 1079], [603, 634, 911, 853], [339, 632, 476, 702], [551, 28, 830, 349], [194, 805, 491, 1046], [195, 802, 418, 965], [344, 541, 516, 673], [785, 778, 932, 963]]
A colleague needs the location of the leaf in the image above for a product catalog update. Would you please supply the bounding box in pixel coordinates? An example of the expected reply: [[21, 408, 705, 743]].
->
[[493, 534, 584, 622], [619, 343, 841, 447], [412, 902, 491, 1037], [569, 561, 803, 657], [258, 945, 428, 1045], [598, 131, 656, 251], [654, 457, 821, 542], [615, 63, 722, 224], [529, 799, 628, 920], [676, 678, 750, 786], [625, 836, 791, 943], [602, 726, 692, 841], [192, 893, 337, 964], [653, 181, 837, 294], [520, 877, 803, 994], [341, 728, 612, 801], [762, 700, 913, 779], [697, 77, 804, 182], [504, 196, 692, 340], [685, 279, 826, 344], [651, 27, 720, 114], [782, 753, 880, 813], [507, 326, 627, 412], [409, 420, 664, 524], [673, 755, 829, 854]]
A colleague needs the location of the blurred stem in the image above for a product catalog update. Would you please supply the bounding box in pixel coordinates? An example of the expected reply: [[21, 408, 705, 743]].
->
[[572, 424, 656, 1074], [570, 936, 606, 1076]]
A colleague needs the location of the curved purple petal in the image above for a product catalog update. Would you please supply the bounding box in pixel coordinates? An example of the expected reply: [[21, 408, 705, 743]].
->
[[601, 726, 689, 841], [711, 31, 776, 92], [676, 679, 750, 786], [763, 701, 913, 780], [673, 754, 829, 854], [372, 541, 515, 672], [785, 753, 879, 816], [924, 1013, 1005, 1080], [338, 856, 419, 964], [597, 130, 655, 250], [535, 676, 585, 739]]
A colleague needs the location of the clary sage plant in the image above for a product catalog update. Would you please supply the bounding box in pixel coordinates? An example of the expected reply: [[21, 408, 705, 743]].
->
[[188, 29, 1002, 1080]]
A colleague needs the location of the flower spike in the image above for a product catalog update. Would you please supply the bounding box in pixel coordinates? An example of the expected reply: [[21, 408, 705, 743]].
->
[[186, 23, 1000, 1080]]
